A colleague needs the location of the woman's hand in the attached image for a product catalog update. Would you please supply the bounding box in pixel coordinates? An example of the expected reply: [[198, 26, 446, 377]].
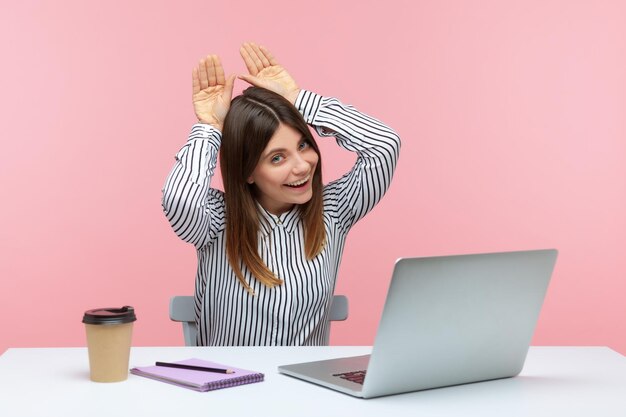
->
[[192, 55, 235, 131], [238, 42, 301, 105]]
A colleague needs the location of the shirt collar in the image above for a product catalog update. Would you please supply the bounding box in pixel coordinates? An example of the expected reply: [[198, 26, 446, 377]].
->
[[257, 203, 301, 237]]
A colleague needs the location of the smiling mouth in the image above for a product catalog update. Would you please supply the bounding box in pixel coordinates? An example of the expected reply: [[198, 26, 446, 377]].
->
[[285, 175, 311, 188]]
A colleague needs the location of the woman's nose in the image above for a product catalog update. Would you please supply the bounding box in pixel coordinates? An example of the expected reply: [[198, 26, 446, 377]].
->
[[292, 154, 309, 174]]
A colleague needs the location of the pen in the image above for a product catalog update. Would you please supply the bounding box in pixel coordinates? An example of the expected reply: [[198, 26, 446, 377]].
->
[[155, 361, 234, 374]]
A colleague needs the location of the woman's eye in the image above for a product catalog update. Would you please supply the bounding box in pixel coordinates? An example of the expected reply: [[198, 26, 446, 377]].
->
[[271, 155, 283, 164], [298, 141, 309, 151]]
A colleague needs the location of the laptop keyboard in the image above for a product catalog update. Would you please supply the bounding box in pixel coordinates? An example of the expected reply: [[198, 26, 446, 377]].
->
[[333, 370, 367, 385]]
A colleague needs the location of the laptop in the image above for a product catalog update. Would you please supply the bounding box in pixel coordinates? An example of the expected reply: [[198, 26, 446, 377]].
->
[[278, 249, 558, 398]]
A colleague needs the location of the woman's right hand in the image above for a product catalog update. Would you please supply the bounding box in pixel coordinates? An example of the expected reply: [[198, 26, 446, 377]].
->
[[192, 55, 235, 131]]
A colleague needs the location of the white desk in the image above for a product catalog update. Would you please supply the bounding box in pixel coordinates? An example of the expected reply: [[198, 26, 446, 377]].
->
[[0, 346, 624, 416]]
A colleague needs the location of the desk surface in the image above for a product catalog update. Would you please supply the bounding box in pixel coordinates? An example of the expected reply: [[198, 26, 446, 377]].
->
[[0, 346, 624, 417]]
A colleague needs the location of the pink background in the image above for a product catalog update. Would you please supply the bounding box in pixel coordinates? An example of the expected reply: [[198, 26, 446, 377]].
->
[[1, 1, 624, 355]]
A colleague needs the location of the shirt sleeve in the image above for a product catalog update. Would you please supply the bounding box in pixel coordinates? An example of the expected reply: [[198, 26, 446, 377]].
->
[[161, 124, 226, 249], [295, 90, 401, 232]]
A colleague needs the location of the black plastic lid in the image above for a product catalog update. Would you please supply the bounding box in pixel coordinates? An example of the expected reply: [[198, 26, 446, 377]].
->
[[82, 306, 137, 325]]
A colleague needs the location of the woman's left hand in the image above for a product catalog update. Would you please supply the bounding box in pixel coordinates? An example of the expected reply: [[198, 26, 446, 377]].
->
[[238, 42, 301, 105]]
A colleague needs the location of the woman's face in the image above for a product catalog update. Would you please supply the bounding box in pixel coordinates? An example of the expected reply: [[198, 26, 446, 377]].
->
[[248, 123, 319, 215]]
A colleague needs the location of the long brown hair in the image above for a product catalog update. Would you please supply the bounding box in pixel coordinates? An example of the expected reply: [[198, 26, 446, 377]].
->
[[220, 87, 325, 293]]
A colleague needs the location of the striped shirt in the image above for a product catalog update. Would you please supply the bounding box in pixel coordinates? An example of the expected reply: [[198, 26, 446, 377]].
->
[[162, 90, 400, 346]]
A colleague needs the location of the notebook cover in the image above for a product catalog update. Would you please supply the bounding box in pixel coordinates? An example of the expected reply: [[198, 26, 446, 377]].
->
[[130, 358, 264, 392]]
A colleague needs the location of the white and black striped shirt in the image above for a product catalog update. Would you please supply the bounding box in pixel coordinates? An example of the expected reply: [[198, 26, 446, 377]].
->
[[162, 90, 400, 346]]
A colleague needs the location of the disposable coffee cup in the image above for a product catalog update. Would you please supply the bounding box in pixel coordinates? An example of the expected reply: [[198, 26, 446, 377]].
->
[[83, 306, 137, 382]]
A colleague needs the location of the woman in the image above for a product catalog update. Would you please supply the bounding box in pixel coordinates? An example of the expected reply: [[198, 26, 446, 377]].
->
[[162, 43, 400, 346]]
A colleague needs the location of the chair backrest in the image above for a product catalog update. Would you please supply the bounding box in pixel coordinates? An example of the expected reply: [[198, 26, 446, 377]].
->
[[169, 295, 349, 346]]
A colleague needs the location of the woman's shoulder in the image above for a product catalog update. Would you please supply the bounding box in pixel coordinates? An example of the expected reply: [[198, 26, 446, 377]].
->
[[321, 182, 346, 220], [209, 187, 225, 199], [207, 188, 226, 212]]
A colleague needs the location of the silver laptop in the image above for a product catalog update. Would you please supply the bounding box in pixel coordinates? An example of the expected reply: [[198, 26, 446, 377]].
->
[[278, 249, 558, 398]]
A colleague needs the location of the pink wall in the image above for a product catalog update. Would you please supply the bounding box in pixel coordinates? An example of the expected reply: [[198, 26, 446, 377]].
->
[[1, 1, 624, 355]]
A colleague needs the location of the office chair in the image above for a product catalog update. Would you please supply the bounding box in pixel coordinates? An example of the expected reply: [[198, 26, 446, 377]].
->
[[169, 295, 349, 346]]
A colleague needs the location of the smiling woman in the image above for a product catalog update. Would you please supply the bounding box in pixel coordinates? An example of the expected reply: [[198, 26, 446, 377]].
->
[[161, 43, 401, 346], [220, 87, 326, 291], [247, 123, 319, 215]]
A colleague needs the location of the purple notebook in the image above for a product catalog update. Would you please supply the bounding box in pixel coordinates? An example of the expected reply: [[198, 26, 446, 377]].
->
[[130, 358, 264, 392]]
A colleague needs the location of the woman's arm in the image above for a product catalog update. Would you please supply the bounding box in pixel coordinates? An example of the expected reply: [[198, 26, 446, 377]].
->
[[162, 125, 224, 248], [237, 43, 400, 230], [296, 90, 401, 230], [161, 55, 235, 248]]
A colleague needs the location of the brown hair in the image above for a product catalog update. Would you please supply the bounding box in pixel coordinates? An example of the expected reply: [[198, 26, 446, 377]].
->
[[220, 87, 325, 293]]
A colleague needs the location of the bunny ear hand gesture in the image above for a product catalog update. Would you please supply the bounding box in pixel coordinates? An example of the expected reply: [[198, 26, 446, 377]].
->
[[238, 42, 300, 104], [192, 54, 235, 130]]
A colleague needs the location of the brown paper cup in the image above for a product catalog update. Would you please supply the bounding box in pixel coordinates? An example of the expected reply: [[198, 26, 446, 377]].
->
[[83, 306, 137, 382]]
